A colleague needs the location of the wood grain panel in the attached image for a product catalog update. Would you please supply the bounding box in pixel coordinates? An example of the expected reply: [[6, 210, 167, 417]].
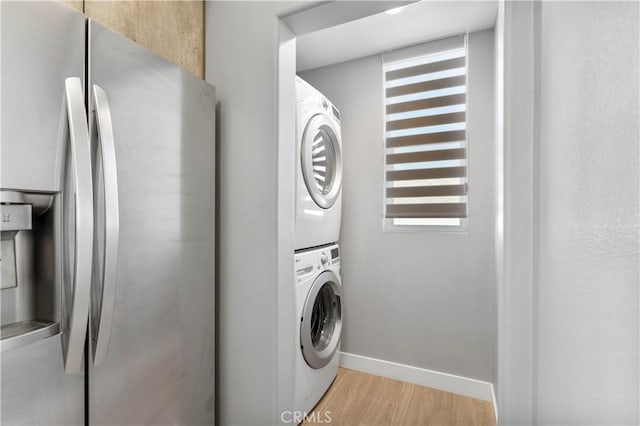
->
[[64, 0, 84, 12], [84, 0, 204, 78], [304, 368, 495, 426]]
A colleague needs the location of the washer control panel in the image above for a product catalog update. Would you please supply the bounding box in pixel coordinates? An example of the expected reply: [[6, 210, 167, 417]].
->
[[294, 244, 340, 283], [330, 246, 340, 265]]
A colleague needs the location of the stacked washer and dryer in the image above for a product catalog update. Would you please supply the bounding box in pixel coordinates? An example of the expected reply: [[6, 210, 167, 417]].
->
[[293, 77, 344, 415]]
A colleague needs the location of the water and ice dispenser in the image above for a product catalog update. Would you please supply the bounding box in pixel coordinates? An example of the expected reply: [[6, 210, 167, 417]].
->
[[1, 203, 31, 289], [0, 190, 61, 350]]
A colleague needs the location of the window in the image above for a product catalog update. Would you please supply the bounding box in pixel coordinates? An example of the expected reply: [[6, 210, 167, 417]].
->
[[383, 36, 468, 230]]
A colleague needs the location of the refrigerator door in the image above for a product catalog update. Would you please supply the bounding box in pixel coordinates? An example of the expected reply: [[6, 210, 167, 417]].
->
[[87, 21, 215, 425], [1, 1, 85, 192], [1, 2, 86, 425]]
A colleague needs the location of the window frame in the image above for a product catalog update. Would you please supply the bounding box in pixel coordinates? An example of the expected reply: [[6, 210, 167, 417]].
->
[[382, 35, 470, 233]]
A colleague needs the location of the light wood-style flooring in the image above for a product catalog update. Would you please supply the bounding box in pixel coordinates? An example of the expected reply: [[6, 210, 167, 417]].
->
[[303, 368, 495, 426]]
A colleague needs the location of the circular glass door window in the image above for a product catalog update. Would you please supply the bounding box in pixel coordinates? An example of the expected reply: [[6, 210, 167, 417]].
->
[[301, 114, 342, 209], [300, 271, 342, 369]]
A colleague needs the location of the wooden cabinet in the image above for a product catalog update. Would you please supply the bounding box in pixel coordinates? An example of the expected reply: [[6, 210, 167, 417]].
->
[[64, 1, 83, 12], [63, 0, 204, 78]]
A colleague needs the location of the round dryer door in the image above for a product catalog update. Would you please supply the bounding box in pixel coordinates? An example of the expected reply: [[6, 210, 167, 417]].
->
[[300, 270, 342, 369], [301, 114, 342, 209]]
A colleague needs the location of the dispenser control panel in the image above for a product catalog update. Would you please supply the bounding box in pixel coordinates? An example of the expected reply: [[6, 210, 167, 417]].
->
[[1, 203, 32, 290], [1, 204, 32, 232]]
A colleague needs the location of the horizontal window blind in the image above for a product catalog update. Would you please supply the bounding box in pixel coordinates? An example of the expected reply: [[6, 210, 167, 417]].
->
[[383, 36, 468, 227]]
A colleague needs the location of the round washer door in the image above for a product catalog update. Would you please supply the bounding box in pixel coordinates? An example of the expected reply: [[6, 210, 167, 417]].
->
[[300, 270, 343, 369], [301, 114, 342, 209]]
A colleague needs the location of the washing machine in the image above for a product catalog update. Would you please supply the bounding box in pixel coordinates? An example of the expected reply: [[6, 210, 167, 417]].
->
[[293, 243, 342, 414], [295, 77, 343, 251]]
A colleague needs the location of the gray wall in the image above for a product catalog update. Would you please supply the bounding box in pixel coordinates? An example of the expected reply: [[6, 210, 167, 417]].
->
[[300, 29, 497, 383], [205, 2, 308, 424], [534, 2, 639, 424], [493, 0, 504, 402]]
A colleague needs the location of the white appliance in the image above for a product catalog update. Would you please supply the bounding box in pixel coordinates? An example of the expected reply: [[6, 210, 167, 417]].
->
[[294, 244, 343, 414], [295, 77, 343, 250], [1, 2, 215, 425]]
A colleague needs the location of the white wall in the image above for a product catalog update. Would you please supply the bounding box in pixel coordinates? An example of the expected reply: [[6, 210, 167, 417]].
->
[[499, 1, 537, 423], [501, 1, 640, 423], [300, 29, 497, 383], [205, 2, 307, 424], [534, 2, 639, 423]]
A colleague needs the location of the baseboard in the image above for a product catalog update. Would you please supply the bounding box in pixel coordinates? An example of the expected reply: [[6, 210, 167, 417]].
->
[[339, 352, 494, 402], [491, 384, 498, 423]]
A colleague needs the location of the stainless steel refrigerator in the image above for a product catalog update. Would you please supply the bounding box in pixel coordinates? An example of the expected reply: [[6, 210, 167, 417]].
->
[[0, 1, 215, 424]]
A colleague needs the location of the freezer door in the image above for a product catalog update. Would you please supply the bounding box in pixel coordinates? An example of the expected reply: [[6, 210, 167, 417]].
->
[[1, 335, 85, 425], [0, 3, 86, 426], [87, 21, 215, 426], [1, 1, 85, 192]]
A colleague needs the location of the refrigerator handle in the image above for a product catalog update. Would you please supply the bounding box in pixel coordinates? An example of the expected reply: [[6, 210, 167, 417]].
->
[[63, 77, 94, 373], [91, 85, 120, 367]]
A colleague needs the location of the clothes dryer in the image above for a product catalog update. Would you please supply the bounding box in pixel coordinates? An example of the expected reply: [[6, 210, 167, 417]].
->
[[295, 77, 342, 250]]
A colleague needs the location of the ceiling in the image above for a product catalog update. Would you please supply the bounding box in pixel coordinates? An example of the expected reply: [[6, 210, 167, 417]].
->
[[296, 1, 498, 72]]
